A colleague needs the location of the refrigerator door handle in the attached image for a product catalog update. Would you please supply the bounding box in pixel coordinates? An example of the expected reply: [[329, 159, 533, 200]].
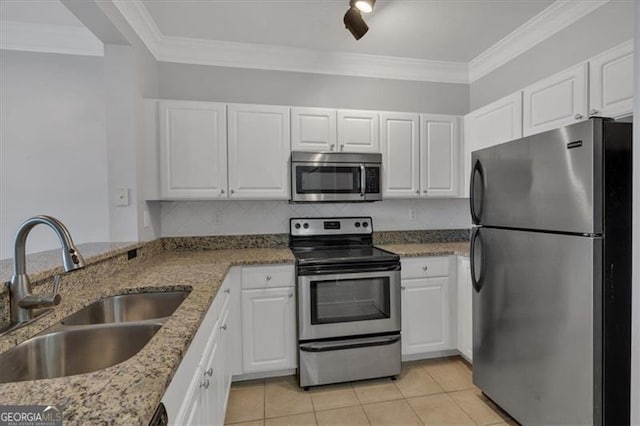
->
[[470, 159, 485, 225], [470, 227, 484, 292]]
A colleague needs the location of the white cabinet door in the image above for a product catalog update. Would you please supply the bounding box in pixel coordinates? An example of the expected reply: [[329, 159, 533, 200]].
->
[[522, 63, 588, 137], [380, 112, 420, 198], [337, 109, 379, 153], [456, 257, 473, 363], [589, 41, 634, 119], [242, 287, 296, 373], [463, 92, 522, 197], [401, 276, 450, 355], [291, 107, 337, 152], [159, 101, 227, 199], [200, 330, 221, 425], [228, 104, 291, 199], [420, 114, 461, 198]]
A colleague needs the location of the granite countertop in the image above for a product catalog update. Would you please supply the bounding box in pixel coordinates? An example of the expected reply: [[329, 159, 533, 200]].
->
[[379, 241, 470, 257], [0, 248, 294, 425]]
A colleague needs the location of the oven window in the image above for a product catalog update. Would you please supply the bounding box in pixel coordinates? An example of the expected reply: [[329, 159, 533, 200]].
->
[[310, 277, 391, 324], [296, 166, 361, 194]]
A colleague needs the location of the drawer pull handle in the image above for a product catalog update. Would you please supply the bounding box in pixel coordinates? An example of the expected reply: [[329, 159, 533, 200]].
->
[[574, 113, 583, 120], [266, 275, 272, 281], [200, 379, 210, 389], [221, 324, 227, 331], [288, 293, 294, 298], [422, 266, 428, 271], [205, 368, 213, 377], [401, 286, 406, 290]]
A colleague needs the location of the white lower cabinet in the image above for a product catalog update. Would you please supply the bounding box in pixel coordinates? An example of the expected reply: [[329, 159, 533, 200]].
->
[[456, 257, 473, 363], [241, 286, 296, 373], [401, 257, 452, 357], [162, 276, 233, 426]]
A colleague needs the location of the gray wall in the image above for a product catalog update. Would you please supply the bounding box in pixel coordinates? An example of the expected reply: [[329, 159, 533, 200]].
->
[[158, 63, 469, 115], [0, 50, 109, 259], [470, 1, 634, 110]]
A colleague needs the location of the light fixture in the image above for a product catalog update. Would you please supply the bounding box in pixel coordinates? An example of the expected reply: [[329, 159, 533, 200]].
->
[[344, 6, 369, 40], [352, 0, 375, 13]]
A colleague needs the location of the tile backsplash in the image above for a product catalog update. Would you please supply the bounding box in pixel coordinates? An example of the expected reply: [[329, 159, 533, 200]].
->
[[159, 199, 471, 237]]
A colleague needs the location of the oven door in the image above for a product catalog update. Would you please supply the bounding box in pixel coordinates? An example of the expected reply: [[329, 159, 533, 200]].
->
[[298, 268, 401, 341], [292, 161, 367, 202]]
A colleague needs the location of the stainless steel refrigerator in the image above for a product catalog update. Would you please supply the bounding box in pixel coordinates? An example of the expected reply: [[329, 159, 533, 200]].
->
[[470, 118, 632, 425]]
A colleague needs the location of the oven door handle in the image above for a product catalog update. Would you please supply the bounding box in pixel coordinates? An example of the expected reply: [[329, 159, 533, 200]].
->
[[299, 335, 400, 352], [360, 164, 366, 198]]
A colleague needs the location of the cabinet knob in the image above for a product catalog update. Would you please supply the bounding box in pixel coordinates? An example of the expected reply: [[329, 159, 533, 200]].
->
[[221, 189, 225, 194], [423, 190, 427, 193], [288, 293, 294, 298], [401, 286, 406, 290], [221, 324, 227, 331], [266, 275, 272, 281], [330, 144, 335, 150], [224, 288, 231, 294], [423, 266, 429, 271], [230, 189, 235, 194], [205, 368, 213, 377], [200, 379, 210, 389], [589, 109, 599, 116], [574, 114, 583, 120], [340, 144, 345, 151], [416, 190, 420, 194]]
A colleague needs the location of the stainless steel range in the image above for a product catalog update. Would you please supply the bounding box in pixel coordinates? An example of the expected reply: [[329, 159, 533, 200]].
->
[[290, 217, 401, 389]]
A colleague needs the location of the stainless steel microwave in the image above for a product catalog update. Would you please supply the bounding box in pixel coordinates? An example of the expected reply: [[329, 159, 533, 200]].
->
[[291, 151, 382, 202]]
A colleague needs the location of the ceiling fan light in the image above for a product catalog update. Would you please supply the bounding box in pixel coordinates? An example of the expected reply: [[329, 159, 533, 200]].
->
[[354, 0, 374, 13], [344, 7, 369, 40]]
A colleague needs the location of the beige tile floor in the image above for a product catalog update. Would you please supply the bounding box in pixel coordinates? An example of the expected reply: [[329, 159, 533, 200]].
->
[[224, 356, 518, 426]]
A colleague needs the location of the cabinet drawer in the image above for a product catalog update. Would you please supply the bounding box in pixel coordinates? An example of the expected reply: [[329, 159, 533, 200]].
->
[[242, 265, 295, 289], [401, 257, 449, 279]]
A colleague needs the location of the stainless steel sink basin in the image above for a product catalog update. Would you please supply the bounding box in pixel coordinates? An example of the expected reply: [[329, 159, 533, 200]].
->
[[61, 291, 189, 326], [0, 324, 161, 383]]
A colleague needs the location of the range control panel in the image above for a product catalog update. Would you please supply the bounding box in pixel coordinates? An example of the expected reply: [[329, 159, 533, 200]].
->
[[290, 217, 372, 236]]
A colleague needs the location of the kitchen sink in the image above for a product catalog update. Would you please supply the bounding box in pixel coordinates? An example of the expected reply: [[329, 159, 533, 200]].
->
[[61, 290, 190, 326], [0, 324, 161, 383]]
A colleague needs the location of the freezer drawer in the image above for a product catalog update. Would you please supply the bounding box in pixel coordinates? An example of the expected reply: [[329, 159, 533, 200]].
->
[[471, 227, 602, 425], [470, 118, 603, 234]]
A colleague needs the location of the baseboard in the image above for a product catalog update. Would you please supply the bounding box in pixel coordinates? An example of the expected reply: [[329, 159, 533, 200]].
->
[[402, 349, 460, 362], [232, 368, 297, 382]]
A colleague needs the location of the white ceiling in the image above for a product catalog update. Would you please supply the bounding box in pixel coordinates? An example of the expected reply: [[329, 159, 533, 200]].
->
[[0, 0, 85, 27], [141, 0, 555, 63]]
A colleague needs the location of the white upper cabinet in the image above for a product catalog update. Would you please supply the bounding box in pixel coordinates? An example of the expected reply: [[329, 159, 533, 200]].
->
[[463, 92, 522, 197], [589, 41, 634, 119], [380, 112, 420, 198], [291, 107, 337, 152], [227, 104, 291, 199], [337, 109, 380, 153], [159, 101, 227, 199], [420, 114, 461, 198], [522, 63, 588, 137]]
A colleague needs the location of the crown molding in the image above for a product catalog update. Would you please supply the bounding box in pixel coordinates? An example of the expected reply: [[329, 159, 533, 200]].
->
[[113, 0, 161, 56], [0, 20, 103, 57], [157, 37, 469, 84], [468, 0, 610, 83]]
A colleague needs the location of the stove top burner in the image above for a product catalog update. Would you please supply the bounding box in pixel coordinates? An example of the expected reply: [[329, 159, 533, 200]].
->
[[292, 245, 399, 266]]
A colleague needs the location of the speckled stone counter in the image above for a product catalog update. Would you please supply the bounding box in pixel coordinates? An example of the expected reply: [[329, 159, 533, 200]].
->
[[379, 241, 470, 258], [0, 248, 293, 425]]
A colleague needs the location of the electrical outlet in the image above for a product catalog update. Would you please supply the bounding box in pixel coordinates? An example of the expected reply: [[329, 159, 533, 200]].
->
[[409, 208, 417, 220], [116, 188, 129, 206]]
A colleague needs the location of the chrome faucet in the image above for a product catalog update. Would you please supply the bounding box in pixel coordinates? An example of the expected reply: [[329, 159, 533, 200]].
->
[[8, 215, 85, 326]]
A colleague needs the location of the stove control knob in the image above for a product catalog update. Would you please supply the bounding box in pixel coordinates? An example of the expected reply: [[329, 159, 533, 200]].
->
[[355, 222, 361, 228], [295, 223, 301, 229], [303, 223, 309, 229], [362, 222, 369, 228]]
